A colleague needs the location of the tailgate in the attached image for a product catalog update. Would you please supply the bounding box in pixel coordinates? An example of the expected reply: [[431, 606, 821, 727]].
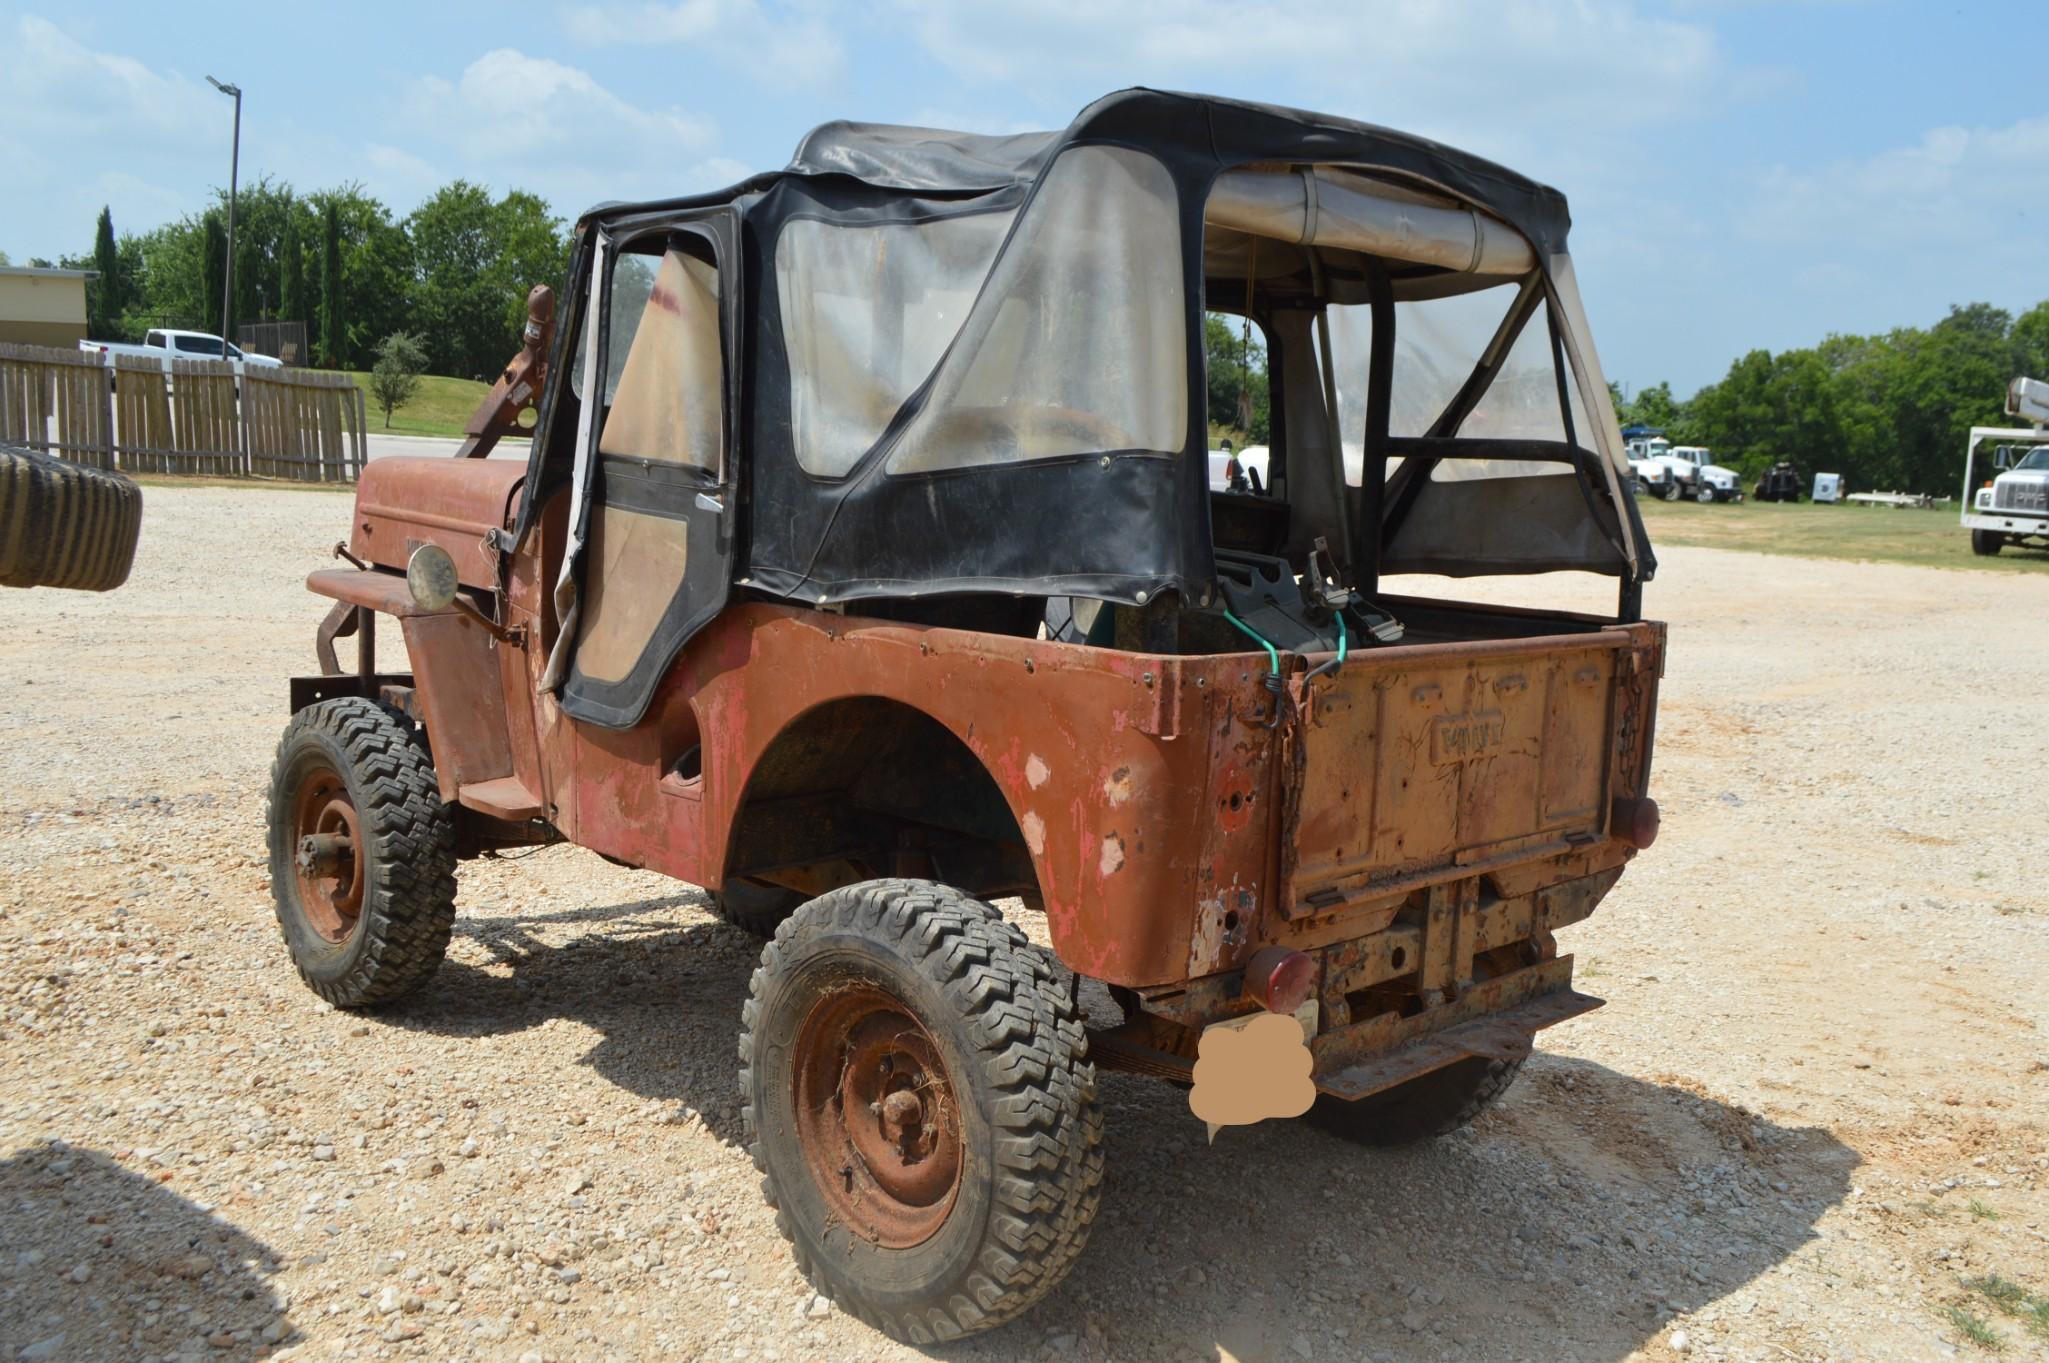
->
[[1282, 629, 1643, 916]]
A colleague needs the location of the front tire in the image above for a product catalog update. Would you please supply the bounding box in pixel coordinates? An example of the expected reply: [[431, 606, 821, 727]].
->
[[741, 880, 1103, 1342], [1661, 480, 1681, 502], [1308, 1054, 1525, 1146], [266, 698, 456, 1007], [1695, 484, 1716, 504], [1972, 528, 2005, 556]]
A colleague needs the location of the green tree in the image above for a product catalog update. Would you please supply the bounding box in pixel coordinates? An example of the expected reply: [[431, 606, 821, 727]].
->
[[279, 217, 308, 338], [368, 330, 429, 427], [128, 221, 207, 333], [407, 181, 564, 378], [298, 185, 413, 368], [1203, 313, 1269, 442], [1677, 300, 2042, 494], [200, 212, 227, 335], [318, 200, 343, 368], [2013, 301, 2049, 381], [1627, 380, 1680, 431], [88, 207, 122, 338]]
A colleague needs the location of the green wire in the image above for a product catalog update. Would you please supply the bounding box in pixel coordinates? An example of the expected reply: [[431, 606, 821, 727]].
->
[[1334, 608, 1348, 664], [1220, 605, 1282, 676]]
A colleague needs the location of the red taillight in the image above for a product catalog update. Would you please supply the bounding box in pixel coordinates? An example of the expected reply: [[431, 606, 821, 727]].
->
[[1610, 796, 1660, 849], [1242, 946, 1315, 1015]]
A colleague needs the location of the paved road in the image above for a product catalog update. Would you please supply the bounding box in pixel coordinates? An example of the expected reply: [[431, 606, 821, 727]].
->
[[364, 431, 531, 463]]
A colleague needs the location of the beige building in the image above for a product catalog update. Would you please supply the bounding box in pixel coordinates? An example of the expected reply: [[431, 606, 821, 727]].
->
[[0, 267, 96, 348]]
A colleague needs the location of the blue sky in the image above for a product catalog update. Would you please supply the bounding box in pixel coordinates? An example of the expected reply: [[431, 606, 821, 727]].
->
[[3, 1, 2041, 395]]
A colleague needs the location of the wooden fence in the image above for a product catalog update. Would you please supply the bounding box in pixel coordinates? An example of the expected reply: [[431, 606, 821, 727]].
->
[[0, 342, 366, 481], [0, 345, 115, 467]]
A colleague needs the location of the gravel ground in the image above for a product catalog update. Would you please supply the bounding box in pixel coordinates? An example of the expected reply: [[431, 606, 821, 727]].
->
[[2, 486, 2045, 1363]]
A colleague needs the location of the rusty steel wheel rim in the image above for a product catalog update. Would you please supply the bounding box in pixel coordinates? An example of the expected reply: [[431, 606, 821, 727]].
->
[[291, 765, 364, 944], [793, 983, 964, 1248]]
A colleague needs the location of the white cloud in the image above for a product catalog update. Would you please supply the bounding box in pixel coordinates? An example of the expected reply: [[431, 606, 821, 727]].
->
[[891, 0, 1725, 149], [392, 48, 726, 214], [3, 15, 223, 149], [563, 0, 843, 85], [0, 17, 231, 255], [1742, 115, 2049, 257], [406, 48, 716, 163], [692, 155, 756, 187], [0, 19, 737, 261]]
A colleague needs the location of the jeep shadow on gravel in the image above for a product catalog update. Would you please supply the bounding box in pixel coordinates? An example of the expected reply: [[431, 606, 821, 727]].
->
[[267, 89, 1665, 1342]]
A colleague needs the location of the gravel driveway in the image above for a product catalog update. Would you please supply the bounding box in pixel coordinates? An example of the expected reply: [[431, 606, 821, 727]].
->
[[2, 485, 2044, 1363]]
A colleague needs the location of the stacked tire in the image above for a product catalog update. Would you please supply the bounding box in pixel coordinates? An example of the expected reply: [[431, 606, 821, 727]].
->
[[0, 443, 143, 592]]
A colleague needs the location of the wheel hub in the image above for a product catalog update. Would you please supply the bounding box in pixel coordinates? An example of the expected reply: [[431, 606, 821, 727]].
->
[[291, 767, 364, 944], [793, 985, 963, 1248]]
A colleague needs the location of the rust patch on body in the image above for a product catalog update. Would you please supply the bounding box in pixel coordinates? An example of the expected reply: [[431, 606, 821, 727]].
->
[[1102, 765, 1133, 805]]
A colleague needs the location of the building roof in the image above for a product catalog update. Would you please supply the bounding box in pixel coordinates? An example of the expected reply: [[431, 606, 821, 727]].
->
[[0, 267, 98, 281]]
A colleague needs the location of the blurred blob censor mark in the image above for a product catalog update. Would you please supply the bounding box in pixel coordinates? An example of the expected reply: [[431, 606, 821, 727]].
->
[[1189, 1006, 1317, 1141]]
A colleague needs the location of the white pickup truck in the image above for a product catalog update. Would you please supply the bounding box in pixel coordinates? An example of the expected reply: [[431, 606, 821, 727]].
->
[[79, 329, 284, 372]]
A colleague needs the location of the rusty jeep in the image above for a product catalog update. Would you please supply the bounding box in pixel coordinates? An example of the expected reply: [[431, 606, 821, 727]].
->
[[267, 90, 1663, 1341]]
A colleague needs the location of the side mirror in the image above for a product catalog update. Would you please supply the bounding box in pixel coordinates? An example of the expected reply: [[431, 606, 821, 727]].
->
[[406, 544, 459, 612]]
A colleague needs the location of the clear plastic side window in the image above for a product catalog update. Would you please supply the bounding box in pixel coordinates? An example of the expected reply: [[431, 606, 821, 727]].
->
[[597, 247, 723, 473], [777, 210, 1015, 477], [1327, 278, 1577, 484], [885, 146, 1189, 475], [1434, 300, 1570, 481]]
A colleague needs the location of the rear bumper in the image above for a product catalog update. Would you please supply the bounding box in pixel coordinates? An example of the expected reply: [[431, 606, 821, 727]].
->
[[1092, 953, 1605, 1101], [1309, 955, 1600, 1099]]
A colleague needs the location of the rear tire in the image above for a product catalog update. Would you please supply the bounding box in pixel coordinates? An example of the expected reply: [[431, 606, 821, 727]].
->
[[267, 698, 456, 1007], [0, 443, 142, 592], [1972, 528, 2005, 556], [1308, 1054, 1525, 1147], [740, 880, 1103, 1342]]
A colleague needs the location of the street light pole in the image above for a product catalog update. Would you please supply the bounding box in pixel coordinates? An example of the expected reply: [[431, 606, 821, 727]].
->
[[206, 77, 241, 350]]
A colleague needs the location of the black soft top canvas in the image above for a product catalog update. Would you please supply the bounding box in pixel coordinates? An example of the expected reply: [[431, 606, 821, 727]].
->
[[530, 89, 1614, 728], [782, 89, 1572, 255]]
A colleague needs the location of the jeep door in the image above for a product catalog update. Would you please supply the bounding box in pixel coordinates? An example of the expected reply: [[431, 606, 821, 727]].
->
[[555, 213, 742, 730]]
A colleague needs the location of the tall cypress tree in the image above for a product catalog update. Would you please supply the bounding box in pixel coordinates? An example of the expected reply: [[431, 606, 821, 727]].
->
[[280, 219, 307, 325], [279, 217, 308, 364], [318, 201, 344, 369], [89, 207, 120, 338], [201, 212, 227, 336]]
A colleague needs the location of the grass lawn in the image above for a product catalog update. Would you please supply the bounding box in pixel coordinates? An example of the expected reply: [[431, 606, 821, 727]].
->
[[1636, 495, 2049, 573], [347, 371, 531, 442]]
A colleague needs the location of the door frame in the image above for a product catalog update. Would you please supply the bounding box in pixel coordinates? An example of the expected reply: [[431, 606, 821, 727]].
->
[[557, 207, 744, 730]]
